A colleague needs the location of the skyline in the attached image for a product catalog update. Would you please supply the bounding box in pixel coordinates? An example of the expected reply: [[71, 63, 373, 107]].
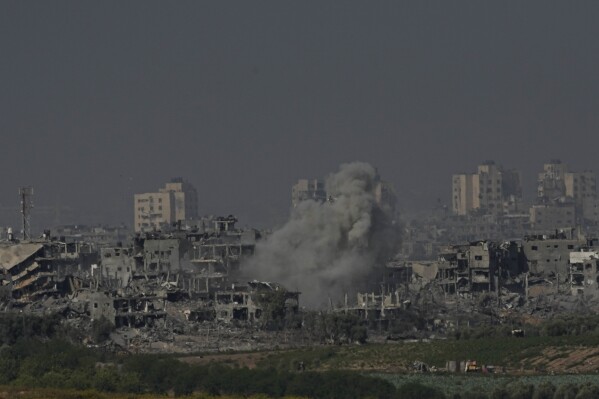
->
[[2, 2, 599, 228], [0, 157, 594, 232]]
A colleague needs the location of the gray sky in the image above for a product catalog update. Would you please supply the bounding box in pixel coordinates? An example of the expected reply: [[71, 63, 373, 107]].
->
[[1, 1, 599, 229]]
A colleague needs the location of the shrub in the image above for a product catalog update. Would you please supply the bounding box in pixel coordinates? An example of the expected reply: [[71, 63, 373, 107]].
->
[[396, 381, 446, 399]]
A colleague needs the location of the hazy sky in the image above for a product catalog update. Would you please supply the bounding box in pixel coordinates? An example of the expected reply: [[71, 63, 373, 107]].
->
[[1, 1, 599, 229]]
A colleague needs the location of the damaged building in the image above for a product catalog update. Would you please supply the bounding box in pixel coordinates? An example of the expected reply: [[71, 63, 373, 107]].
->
[[0, 239, 98, 305], [1, 215, 301, 334], [187, 281, 300, 324], [521, 230, 584, 277], [569, 250, 599, 297]]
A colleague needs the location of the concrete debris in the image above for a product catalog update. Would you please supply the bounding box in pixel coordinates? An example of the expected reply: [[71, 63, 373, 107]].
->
[[2, 213, 599, 353], [0, 217, 304, 353]]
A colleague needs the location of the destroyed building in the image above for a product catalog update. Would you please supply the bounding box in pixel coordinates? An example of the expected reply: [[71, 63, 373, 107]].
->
[[430, 240, 520, 295], [521, 231, 584, 277], [187, 281, 300, 324], [84, 290, 167, 328], [0, 239, 98, 305], [569, 250, 599, 296], [0, 213, 304, 355]]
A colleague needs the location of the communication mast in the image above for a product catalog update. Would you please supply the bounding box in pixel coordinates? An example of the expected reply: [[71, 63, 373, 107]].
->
[[19, 187, 34, 240]]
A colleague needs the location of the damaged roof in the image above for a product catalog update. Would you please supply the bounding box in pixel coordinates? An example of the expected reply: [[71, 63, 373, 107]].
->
[[0, 243, 44, 271]]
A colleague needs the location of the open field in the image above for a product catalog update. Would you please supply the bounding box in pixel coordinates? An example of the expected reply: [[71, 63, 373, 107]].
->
[[182, 334, 599, 374]]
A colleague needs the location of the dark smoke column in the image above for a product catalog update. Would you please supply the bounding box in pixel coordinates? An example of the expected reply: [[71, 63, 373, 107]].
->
[[245, 162, 399, 308]]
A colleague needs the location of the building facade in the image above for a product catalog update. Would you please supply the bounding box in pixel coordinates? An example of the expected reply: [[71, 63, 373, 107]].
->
[[535, 161, 597, 226], [291, 179, 327, 208], [134, 178, 198, 232], [452, 161, 522, 216]]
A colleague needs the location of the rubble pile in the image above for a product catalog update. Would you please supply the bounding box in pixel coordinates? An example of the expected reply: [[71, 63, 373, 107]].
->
[[0, 216, 302, 353], [3, 215, 599, 352]]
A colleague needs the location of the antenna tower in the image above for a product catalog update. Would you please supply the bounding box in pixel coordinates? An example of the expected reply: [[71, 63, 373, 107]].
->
[[19, 187, 34, 240]]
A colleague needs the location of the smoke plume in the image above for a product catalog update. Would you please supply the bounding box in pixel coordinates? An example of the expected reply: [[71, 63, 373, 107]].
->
[[244, 162, 399, 308]]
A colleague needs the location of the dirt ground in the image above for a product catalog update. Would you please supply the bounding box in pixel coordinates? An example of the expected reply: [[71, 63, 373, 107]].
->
[[529, 347, 599, 373]]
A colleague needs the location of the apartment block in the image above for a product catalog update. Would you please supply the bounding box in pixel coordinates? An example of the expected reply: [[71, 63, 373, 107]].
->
[[291, 179, 327, 208], [452, 161, 522, 216], [134, 178, 198, 232]]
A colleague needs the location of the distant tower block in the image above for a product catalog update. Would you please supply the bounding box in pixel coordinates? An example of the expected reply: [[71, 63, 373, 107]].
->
[[19, 186, 34, 240]]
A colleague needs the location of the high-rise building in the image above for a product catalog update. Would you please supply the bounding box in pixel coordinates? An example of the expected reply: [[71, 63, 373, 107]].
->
[[291, 174, 397, 220], [452, 173, 479, 216], [537, 160, 568, 201], [536, 160, 597, 221], [374, 179, 398, 219], [452, 161, 522, 216], [291, 179, 327, 208], [159, 178, 199, 222], [564, 170, 596, 207], [134, 178, 198, 232]]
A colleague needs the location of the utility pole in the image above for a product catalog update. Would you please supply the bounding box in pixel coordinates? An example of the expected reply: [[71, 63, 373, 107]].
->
[[19, 187, 33, 240]]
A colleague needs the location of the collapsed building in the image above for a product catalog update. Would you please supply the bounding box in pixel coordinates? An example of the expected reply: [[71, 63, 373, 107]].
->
[[569, 249, 599, 297], [5, 207, 599, 349], [341, 231, 599, 336], [0, 240, 97, 306], [0, 216, 300, 352]]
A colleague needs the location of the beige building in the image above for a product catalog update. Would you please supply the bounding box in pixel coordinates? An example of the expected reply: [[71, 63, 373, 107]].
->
[[452, 174, 479, 216], [452, 161, 521, 216], [134, 178, 198, 232]]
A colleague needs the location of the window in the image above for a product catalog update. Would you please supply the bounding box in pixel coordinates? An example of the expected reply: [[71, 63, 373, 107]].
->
[[568, 245, 574, 249], [532, 246, 538, 250], [475, 255, 483, 260]]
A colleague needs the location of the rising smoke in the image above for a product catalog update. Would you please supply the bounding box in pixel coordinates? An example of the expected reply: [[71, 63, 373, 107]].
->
[[244, 162, 400, 308]]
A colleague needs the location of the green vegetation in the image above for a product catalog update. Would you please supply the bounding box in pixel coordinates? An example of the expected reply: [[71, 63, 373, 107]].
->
[[0, 341, 396, 398], [257, 334, 599, 372], [5, 313, 599, 398], [453, 314, 599, 341], [0, 387, 306, 399], [373, 374, 599, 399], [0, 312, 73, 345], [259, 314, 599, 373]]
